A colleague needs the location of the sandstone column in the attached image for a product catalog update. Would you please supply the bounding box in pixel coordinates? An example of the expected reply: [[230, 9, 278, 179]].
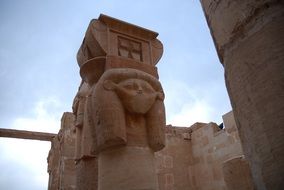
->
[[200, 1, 284, 189], [75, 14, 165, 190], [93, 68, 165, 190], [73, 81, 98, 190]]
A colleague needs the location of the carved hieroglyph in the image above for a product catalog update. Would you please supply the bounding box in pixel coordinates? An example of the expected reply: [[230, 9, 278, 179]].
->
[[74, 14, 165, 190]]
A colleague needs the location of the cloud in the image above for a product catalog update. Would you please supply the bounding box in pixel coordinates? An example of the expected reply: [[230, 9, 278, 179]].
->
[[168, 99, 214, 127], [0, 96, 64, 189], [164, 80, 230, 127], [0, 138, 50, 190], [10, 96, 62, 133]]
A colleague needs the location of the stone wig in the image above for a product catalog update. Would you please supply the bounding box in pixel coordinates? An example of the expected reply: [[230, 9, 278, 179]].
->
[[92, 68, 166, 152]]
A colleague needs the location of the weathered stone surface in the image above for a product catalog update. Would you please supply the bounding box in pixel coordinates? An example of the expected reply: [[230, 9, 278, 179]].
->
[[92, 68, 165, 190], [155, 126, 192, 190], [0, 128, 55, 141], [72, 81, 97, 190], [189, 122, 243, 189], [47, 132, 61, 190], [223, 156, 255, 190], [75, 158, 98, 190], [153, 112, 244, 190], [74, 14, 166, 190], [99, 146, 158, 190], [48, 111, 245, 190], [92, 68, 165, 152], [47, 112, 76, 190], [200, 1, 284, 189], [77, 14, 163, 83], [73, 81, 96, 159]]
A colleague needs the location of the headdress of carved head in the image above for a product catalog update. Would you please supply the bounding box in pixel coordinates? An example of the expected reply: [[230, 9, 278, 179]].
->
[[92, 68, 165, 152]]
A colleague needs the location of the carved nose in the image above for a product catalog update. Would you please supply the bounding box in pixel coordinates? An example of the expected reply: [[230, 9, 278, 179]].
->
[[137, 86, 143, 94]]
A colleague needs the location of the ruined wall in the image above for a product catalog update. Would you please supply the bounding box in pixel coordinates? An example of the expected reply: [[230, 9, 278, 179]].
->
[[189, 113, 244, 190], [48, 111, 251, 190], [155, 126, 192, 190], [154, 111, 248, 190], [48, 112, 76, 190]]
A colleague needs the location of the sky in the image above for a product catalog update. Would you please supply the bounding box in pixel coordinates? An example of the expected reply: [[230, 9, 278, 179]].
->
[[0, 0, 231, 189]]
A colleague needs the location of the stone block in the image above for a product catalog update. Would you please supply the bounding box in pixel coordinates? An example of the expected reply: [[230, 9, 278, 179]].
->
[[223, 156, 255, 190]]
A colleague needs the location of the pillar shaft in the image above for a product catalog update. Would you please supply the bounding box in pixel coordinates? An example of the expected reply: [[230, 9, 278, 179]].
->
[[98, 146, 158, 190], [200, 1, 284, 189], [75, 14, 165, 190], [76, 158, 98, 190]]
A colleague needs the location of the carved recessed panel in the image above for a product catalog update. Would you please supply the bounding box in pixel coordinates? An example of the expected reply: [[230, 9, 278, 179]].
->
[[118, 36, 142, 61]]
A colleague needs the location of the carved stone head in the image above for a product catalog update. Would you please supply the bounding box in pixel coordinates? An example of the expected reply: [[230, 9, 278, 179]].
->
[[92, 68, 165, 152], [103, 78, 164, 114]]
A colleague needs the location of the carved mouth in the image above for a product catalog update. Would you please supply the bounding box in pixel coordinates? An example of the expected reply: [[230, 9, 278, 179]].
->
[[124, 93, 156, 114]]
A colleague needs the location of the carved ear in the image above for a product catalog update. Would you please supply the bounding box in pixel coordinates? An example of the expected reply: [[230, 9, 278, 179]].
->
[[103, 80, 117, 90], [157, 92, 165, 100]]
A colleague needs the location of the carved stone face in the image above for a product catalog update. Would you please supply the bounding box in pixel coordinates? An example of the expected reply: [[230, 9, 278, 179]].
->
[[104, 78, 158, 114], [117, 79, 157, 114]]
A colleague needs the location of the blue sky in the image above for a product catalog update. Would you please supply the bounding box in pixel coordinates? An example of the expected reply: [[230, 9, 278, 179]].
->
[[0, 0, 231, 189]]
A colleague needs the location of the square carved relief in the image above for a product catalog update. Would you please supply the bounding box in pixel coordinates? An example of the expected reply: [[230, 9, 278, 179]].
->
[[118, 36, 142, 61]]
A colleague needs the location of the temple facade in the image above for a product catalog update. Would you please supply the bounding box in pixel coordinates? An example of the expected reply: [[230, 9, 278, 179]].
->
[[47, 1, 284, 187], [47, 111, 254, 190]]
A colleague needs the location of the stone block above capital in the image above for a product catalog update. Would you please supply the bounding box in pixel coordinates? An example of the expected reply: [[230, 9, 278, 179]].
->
[[77, 14, 163, 84]]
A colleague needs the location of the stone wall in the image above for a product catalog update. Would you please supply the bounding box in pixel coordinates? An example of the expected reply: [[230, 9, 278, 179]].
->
[[48, 111, 251, 190], [48, 112, 76, 190], [155, 126, 192, 190], [188, 113, 244, 190], [154, 111, 248, 190], [223, 155, 255, 190]]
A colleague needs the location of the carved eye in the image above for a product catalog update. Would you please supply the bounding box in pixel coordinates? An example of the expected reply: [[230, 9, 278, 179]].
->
[[141, 83, 154, 93], [122, 82, 135, 90], [122, 81, 141, 91], [143, 87, 153, 93], [132, 82, 139, 90]]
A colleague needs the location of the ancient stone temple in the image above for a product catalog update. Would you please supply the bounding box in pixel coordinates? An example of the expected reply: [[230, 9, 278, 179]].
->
[[1, 1, 282, 189], [47, 14, 255, 190], [48, 111, 253, 190]]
